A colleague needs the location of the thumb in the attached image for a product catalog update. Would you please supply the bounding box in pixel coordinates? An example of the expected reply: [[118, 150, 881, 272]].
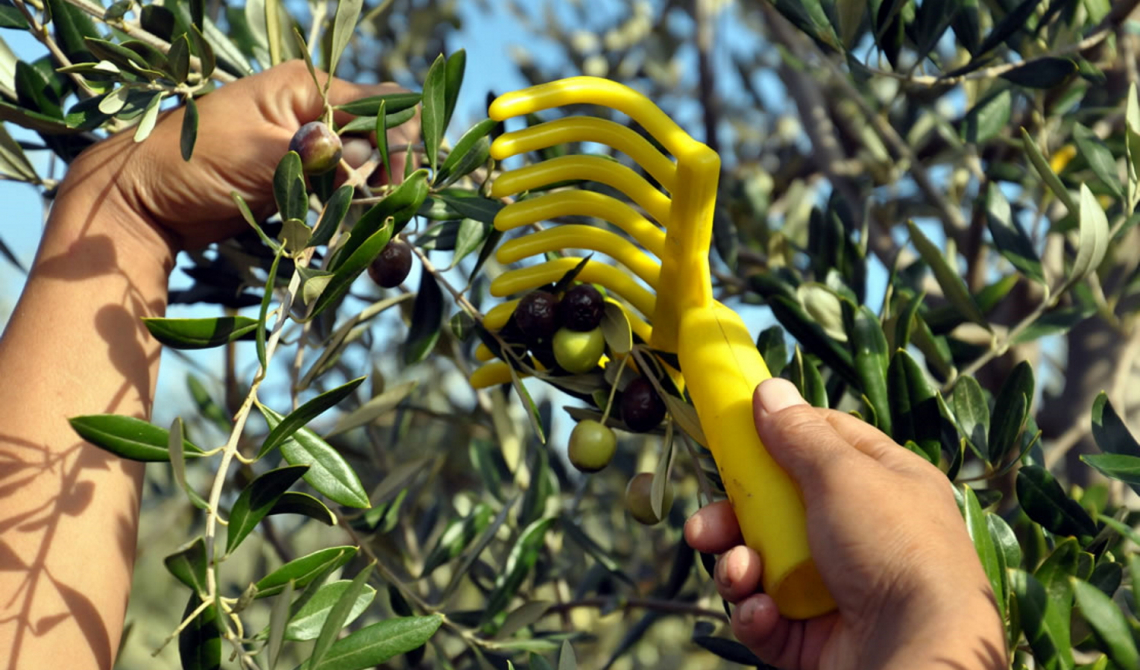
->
[[753, 378, 860, 492]]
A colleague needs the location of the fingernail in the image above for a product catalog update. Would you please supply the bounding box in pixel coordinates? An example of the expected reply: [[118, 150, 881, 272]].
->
[[755, 378, 807, 417], [738, 598, 757, 626], [716, 556, 732, 589]]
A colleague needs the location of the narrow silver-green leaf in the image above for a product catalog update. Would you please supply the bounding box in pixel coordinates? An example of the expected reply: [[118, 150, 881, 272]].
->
[[1066, 184, 1110, 291], [258, 376, 366, 459], [284, 579, 376, 641], [1021, 128, 1077, 211], [254, 546, 358, 598], [327, 380, 417, 437], [310, 562, 375, 667], [443, 49, 465, 130], [421, 54, 447, 175], [1071, 578, 1139, 668], [260, 406, 370, 508], [267, 579, 294, 669], [985, 182, 1044, 283], [164, 536, 208, 594], [906, 220, 987, 327], [1073, 123, 1122, 198], [376, 98, 390, 182], [267, 491, 337, 526], [180, 95, 198, 161], [952, 375, 989, 457], [226, 465, 309, 555], [963, 486, 1004, 617], [327, 0, 363, 80], [133, 92, 163, 142], [168, 417, 189, 500], [70, 414, 203, 462], [143, 315, 258, 349], [303, 615, 443, 670]]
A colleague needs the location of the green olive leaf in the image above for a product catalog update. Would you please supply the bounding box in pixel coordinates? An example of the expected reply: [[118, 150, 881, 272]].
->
[[258, 376, 365, 459], [420, 53, 447, 175], [301, 615, 443, 670], [142, 315, 258, 349], [69, 414, 204, 462], [164, 536, 208, 594], [225, 465, 309, 555], [254, 546, 358, 598], [259, 406, 370, 509]]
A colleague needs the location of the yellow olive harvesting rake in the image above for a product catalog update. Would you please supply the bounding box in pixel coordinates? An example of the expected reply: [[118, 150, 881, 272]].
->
[[468, 77, 835, 619]]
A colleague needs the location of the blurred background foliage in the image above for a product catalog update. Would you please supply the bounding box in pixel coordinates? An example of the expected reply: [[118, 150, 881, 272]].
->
[[4, 0, 1140, 668]]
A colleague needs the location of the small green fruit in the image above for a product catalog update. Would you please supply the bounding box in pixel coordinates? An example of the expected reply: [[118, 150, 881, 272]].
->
[[568, 420, 617, 473], [289, 121, 343, 175], [552, 327, 605, 374], [625, 472, 672, 526]]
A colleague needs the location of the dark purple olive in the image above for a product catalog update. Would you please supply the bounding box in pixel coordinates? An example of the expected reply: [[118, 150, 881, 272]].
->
[[367, 239, 413, 288], [559, 284, 604, 331], [289, 121, 343, 175], [515, 291, 560, 341], [620, 377, 666, 433]]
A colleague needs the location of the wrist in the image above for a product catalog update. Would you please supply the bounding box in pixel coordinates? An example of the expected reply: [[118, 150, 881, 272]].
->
[[54, 140, 179, 277], [878, 583, 1006, 670]]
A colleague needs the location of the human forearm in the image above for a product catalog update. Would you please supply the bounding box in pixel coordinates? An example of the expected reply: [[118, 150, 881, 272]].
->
[[0, 176, 171, 669]]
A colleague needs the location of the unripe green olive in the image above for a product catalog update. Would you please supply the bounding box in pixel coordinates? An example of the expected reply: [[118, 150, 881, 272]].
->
[[568, 420, 617, 473], [552, 326, 605, 374], [625, 472, 673, 525], [289, 121, 343, 175]]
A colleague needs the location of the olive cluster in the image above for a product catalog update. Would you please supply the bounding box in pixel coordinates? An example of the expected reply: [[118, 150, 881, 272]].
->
[[511, 285, 672, 525]]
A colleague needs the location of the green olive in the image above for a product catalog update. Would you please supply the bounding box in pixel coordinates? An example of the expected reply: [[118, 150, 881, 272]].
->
[[552, 326, 605, 374], [568, 420, 617, 473], [625, 472, 673, 526]]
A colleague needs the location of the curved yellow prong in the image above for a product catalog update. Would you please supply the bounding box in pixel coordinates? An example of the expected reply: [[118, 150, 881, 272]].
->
[[470, 362, 520, 388], [476, 343, 495, 361], [484, 300, 519, 331], [496, 226, 661, 289], [495, 190, 666, 258], [490, 258, 656, 320], [491, 117, 677, 193], [490, 155, 671, 226], [489, 76, 703, 163]]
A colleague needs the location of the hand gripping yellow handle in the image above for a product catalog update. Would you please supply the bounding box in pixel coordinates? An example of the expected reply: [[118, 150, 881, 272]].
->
[[481, 77, 835, 619]]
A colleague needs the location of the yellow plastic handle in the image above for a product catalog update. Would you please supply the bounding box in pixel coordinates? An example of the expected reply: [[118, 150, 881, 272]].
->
[[482, 77, 836, 619]]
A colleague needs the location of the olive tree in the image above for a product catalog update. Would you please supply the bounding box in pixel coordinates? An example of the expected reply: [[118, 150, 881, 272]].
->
[[2, 0, 1140, 668]]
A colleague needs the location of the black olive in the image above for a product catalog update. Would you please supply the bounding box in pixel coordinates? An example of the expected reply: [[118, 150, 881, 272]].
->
[[620, 377, 666, 433], [515, 290, 560, 341], [559, 284, 604, 331], [367, 239, 413, 288]]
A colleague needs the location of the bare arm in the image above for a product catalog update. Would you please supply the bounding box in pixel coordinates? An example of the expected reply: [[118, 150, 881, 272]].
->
[[0, 61, 411, 669]]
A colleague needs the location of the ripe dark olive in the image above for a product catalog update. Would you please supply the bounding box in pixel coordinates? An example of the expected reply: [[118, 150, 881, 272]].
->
[[515, 291, 560, 341], [625, 472, 673, 525], [620, 377, 666, 433], [568, 420, 617, 473], [560, 284, 604, 331], [289, 121, 343, 175], [367, 239, 413, 288], [552, 327, 605, 374]]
